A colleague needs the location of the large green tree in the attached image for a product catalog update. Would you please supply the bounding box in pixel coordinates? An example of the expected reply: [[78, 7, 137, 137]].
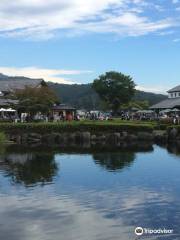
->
[[14, 83, 58, 118], [92, 71, 136, 113]]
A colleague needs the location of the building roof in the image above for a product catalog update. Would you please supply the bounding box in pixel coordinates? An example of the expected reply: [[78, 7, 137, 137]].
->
[[150, 97, 180, 109], [0, 98, 19, 106], [0, 78, 43, 92], [167, 85, 180, 93], [52, 104, 76, 111]]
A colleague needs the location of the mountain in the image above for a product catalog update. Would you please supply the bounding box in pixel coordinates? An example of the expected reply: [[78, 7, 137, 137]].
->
[[0, 73, 43, 82], [48, 82, 167, 110], [0, 73, 167, 110]]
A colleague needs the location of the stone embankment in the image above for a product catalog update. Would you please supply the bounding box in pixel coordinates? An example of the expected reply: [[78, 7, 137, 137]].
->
[[7, 130, 168, 146]]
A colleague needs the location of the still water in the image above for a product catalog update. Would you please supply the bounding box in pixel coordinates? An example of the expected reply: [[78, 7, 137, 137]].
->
[[0, 144, 180, 240]]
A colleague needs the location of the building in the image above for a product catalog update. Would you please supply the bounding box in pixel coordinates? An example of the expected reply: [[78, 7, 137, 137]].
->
[[150, 85, 180, 110], [0, 74, 44, 108], [52, 104, 76, 121], [0, 99, 19, 108], [0, 75, 43, 97]]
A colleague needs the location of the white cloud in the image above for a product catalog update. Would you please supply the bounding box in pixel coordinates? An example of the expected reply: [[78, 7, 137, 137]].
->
[[0, 66, 92, 84], [136, 85, 167, 94], [172, 0, 179, 4], [0, 0, 176, 40], [173, 38, 180, 42], [0, 66, 170, 93]]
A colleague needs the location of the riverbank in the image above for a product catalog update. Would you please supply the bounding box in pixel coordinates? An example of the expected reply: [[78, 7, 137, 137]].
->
[[0, 121, 174, 145]]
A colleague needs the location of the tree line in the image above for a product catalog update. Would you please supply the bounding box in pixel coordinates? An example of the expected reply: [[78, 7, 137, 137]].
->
[[12, 72, 167, 117]]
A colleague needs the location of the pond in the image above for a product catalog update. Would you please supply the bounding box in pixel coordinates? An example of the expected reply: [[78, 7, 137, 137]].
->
[[0, 143, 180, 240]]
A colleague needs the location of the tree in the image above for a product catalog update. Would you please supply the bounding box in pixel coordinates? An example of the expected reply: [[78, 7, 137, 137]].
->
[[92, 71, 136, 114], [121, 100, 150, 110], [14, 84, 59, 118]]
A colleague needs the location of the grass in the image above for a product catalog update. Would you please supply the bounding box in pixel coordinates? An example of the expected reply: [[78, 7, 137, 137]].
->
[[0, 132, 6, 143]]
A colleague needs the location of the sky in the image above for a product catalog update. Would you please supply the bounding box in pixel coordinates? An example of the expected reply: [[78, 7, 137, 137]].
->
[[0, 0, 180, 93]]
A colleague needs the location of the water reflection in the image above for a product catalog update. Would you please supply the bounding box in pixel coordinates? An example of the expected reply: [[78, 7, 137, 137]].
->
[[0, 143, 153, 185], [0, 144, 180, 240], [93, 152, 135, 172], [158, 142, 180, 157], [92, 143, 153, 172], [0, 149, 58, 186]]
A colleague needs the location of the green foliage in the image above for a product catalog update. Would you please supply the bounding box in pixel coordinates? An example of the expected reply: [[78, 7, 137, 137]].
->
[[121, 100, 149, 110], [0, 132, 6, 143], [92, 71, 136, 113], [154, 124, 168, 130], [14, 85, 58, 116], [0, 122, 154, 134], [159, 118, 173, 125]]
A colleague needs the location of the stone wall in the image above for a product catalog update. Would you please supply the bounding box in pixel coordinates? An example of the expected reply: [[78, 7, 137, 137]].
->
[[7, 131, 158, 146]]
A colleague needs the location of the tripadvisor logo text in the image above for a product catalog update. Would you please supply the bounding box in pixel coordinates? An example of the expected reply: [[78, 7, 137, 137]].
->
[[135, 227, 173, 236]]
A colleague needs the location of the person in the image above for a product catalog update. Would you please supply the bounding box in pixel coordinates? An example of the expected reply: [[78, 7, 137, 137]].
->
[[66, 113, 73, 121], [173, 116, 177, 125], [76, 114, 80, 121]]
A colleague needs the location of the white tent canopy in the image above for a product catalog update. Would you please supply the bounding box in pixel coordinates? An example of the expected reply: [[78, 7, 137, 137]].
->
[[171, 108, 180, 112], [0, 108, 16, 112], [136, 110, 154, 114]]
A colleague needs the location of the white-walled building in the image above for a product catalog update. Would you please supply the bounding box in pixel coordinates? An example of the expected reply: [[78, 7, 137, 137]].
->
[[168, 86, 180, 99], [151, 85, 180, 110]]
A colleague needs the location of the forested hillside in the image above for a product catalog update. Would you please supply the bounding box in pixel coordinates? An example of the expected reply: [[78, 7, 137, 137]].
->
[[49, 83, 167, 110]]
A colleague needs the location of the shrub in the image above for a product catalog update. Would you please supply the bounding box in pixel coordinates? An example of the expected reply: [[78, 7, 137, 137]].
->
[[0, 122, 154, 134], [159, 118, 173, 125], [154, 124, 168, 130], [0, 132, 6, 143]]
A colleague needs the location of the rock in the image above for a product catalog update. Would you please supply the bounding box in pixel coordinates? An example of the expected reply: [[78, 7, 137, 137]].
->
[[168, 128, 178, 140], [126, 134, 138, 141], [91, 135, 97, 141], [122, 131, 128, 137], [41, 133, 57, 144], [27, 134, 41, 142], [74, 132, 82, 143], [28, 133, 41, 139], [153, 130, 168, 143], [137, 132, 153, 141], [81, 132, 91, 142], [106, 133, 121, 144]]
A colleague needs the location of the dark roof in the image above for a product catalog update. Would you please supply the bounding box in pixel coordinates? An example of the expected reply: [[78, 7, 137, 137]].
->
[[52, 104, 76, 110], [0, 98, 19, 106], [150, 97, 180, 109], [168, 85, 180, 93], [0, 78, 43, 92]]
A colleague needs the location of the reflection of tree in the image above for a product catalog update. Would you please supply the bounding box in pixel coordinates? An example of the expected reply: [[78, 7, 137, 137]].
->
[[0, 152, 58, 186], [93, 152, 135, 172]]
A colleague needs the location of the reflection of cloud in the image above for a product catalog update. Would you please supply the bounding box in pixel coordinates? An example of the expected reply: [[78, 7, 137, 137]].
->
[[0, 193, 129, 240], [0, 149, 180, 240], [0, 185, 178, 240]]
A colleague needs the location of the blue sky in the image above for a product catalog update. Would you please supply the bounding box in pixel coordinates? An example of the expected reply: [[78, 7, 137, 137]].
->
[[0, 0, 180, 93]]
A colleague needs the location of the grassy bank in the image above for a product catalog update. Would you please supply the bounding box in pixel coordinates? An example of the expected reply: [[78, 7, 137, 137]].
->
[[0, 132, 6, 143]]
